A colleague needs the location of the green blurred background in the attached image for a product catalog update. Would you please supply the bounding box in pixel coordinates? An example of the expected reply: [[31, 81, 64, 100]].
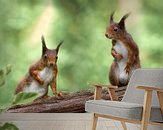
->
[[0, 0, 163, 106]]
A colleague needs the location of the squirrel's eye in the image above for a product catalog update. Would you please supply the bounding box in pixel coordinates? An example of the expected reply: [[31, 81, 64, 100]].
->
[[113, 28, 118, 32], [56, 56, 58, 60], [44, 54, 47, 59]]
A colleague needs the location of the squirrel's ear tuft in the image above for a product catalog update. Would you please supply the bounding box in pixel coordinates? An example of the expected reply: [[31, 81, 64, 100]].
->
[[118, 12, 130, 30], [56, 40, 63, 54], [110, 11, 114, 24], [41, 36, 47, 55]]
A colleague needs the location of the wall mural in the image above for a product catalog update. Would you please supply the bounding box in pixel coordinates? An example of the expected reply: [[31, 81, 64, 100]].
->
[[0, 0, 162, 114]]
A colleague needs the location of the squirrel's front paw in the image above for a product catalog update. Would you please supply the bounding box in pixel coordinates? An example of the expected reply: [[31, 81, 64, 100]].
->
[[124, 65, 130, 74], [57, 92, 63, 97], [43, 95, 50, 99], [116, 54, 123, 61], [39, 79, 44, 85], [54, 92, 63, 97], [111, 49, 123, 61]]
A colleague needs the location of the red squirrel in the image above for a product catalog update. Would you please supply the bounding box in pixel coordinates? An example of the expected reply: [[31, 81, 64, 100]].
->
[[15, 36, 63, 98], [105, 12, 141, 87]]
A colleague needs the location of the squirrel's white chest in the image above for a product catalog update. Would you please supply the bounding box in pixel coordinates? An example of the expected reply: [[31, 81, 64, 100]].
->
[[114, 40, 128, 59], [39, 67, 54, 82], [114, 41, 129, 82], [23, 67, 54, 96]]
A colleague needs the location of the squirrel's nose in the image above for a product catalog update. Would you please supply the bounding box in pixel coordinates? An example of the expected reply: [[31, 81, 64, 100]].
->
[[105, 33, 112, 39], [105, 33, 109, 38]]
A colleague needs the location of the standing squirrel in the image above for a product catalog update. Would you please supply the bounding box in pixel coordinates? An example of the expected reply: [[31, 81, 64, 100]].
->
[[15, 36, 63, 98], [105, 12, 141, 87]]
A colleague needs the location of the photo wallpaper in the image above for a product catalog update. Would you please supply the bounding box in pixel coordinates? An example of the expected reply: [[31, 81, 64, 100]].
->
[[0, 0, 163, 113]]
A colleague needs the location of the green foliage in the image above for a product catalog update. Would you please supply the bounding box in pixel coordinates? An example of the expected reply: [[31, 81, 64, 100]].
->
[[12, 92, 39, 105], [0, 65, 38, 113], [0, 123, 19, 130], [0, 92, 39, 112], [0, 64, 12, 87], [0, 105, 11, 113]]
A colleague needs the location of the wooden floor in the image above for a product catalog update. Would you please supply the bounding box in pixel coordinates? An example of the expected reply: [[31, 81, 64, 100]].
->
[[0, 113, 141, 130]]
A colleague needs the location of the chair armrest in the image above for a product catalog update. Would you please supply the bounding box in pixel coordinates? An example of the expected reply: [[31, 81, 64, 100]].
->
[[88, 83, 118, 89], [88, 83, 118, 100], [137, 86, 163, 92]]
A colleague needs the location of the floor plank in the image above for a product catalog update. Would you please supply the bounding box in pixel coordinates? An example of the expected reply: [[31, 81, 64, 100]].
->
[[0, 113, 140, 130]]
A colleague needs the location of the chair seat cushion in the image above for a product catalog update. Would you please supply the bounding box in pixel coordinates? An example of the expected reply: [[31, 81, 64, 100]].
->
[[85, 100, 163, 123]]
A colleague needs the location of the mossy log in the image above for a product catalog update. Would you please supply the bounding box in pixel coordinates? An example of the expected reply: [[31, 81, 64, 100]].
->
[[8, 87, 126, 113]]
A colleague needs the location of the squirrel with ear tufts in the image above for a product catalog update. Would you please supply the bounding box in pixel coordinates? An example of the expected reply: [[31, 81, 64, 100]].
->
[[105, 12, 141, 87], [15, 36, 63, 98]]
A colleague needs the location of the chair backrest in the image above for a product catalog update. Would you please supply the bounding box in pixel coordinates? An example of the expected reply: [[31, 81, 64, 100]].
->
[[122, 68, 163, 107]]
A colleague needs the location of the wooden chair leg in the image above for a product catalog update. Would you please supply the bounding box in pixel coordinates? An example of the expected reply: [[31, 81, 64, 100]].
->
[[121, 121, 127, 130], [108, 88, 118, 101], [92, 113, 98, 130], [141, 90, 152, 130], [157, 91, 163, 114]]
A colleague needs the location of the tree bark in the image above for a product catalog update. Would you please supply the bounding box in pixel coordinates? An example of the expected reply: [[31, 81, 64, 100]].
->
[[8, 87, 126, 113]]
